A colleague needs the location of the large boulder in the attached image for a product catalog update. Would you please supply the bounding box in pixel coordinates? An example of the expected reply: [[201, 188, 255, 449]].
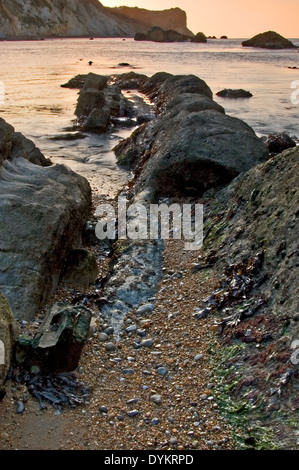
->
[[0, 292, 19, 389], [0, 157, 91, 320], [75, 73, 133, 131], [115, 75, 269, 197], [242, 31, 296, 49]]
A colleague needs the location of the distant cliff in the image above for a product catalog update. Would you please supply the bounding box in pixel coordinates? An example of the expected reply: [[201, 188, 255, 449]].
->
[[0, 0, 140, 38], [109, 6, 194, 37], [0, 1, 193, 39]]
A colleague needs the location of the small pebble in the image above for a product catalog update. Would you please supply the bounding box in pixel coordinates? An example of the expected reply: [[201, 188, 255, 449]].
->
[[200, 394, 208, 400], [137, 329, 147, 337], [136, 304, 155, 316], [152, 418, 159, 426], [127, 399, 138, 405], [104, 327, 114, 335], [151, 394, 162, 405], [99, 333, 108, 342], [157, 367, 168, 376], [194, 354, 203, 361], [100, 406, 108, 413], [170, 438, 178, 446], [117, 415, 124, 421], [105, 342, 116, 352], [127, 410, 139, 418], [122, 369, 134, 375], [125, 325, 137, 333]]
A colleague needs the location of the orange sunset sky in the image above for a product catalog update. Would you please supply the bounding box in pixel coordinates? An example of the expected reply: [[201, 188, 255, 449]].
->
[[103, 0, 299, 38]]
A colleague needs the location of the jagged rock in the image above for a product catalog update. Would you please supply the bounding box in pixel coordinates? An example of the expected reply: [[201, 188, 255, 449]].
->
[[0, 117, 51, 166], [61, 249, 99, 288], [61, 75, 87, 89], [15, 303, 92, 373], [191, 32, 207, 43], [242, 31, 296, 49], [134, 26, 191, 43], [75, 73, 132, 131], [263, 132, 297, 155], [0, 157, 91, 320], [112, 72, 148, 90], [115, 74, 268, 197], [216, 89, 253, 98], [0, 292, 19, 389]]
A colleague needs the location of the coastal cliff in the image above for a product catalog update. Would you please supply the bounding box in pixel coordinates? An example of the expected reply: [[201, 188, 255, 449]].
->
[[0, 0, 193, 39], [109, 6, 194, 37]]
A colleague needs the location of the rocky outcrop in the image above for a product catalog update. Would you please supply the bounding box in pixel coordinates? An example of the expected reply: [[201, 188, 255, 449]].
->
[[0, 119, 92, 320], [191, 32, 207, 43], [202, 146, 299, 438], [0, 1, 194, 39], [0, 292, 19, 390], [134, 26, 191, 43], [0, 0, 140, 39], [110, 6, 193, 37], [75, 73, 133, 131], [0, 118, 50, 166], [242, 31, 296, 49], [114, 73, 269, 197], [216, 89, 253, 98]]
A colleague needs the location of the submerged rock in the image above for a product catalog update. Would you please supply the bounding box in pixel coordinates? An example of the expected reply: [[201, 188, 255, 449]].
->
[[242, 31, 296, 49], [216, 89, 253, 98]]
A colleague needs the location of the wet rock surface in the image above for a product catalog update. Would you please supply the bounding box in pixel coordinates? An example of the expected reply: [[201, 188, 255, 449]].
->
[[115, 73, 268, 197], [262, 132, 297, 155]]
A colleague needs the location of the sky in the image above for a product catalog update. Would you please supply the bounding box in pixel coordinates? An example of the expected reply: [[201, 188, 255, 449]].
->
[[102, 0, 299, 38]]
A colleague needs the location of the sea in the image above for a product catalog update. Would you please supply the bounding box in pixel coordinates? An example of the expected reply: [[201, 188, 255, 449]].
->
[[0, 37, 298, 194]]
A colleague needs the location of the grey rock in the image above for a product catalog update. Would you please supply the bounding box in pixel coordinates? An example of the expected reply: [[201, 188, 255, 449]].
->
[[127, 410, 139, 417], [125, 324, 137, 333], [122, 369, 135, 375], [194, 354, 203, 361], [170, 438, 178, 446], [0, 155, 91, 321], [136, 303, 155, 315], [61, 249, 98, 289], [140, 339, 154, 348], [152, 418, 159, 425], [15, 303, 92, 373], [98, 333, 109, 342], [151, 394, 162, 405], [115, 75, 268, 197], [105, 342, 116, 352], [100, 406, 108, 413], [137, 329, 146, 337], [104, 327, 114, 336], [157, 366, 168, 376]]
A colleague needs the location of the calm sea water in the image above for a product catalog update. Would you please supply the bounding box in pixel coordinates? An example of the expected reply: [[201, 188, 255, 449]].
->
[[0, 37, 298, 192]]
